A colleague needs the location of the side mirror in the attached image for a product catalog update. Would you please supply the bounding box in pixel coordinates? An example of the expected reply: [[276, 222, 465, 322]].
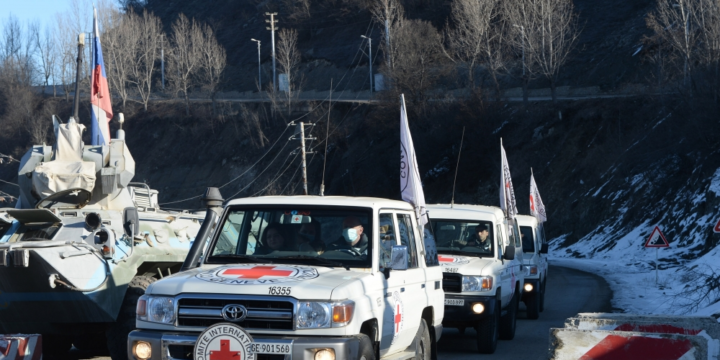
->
[[503, 245, 515, 261], [389, 245, 408, 271], [540, 243, 549, 254], [123, 207, 139, 239]]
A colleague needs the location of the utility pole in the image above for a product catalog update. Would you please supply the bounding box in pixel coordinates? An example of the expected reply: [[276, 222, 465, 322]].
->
[[265, 13, 278, 92], [361, 35, 372, 92], [290, 121, 316, 195], [251, 38, 261, 90], [161, 34, 165, 90]]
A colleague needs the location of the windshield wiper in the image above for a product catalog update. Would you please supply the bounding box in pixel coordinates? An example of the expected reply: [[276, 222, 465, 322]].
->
[[210, 254, 275, 264], [276, 255, 350, 270]]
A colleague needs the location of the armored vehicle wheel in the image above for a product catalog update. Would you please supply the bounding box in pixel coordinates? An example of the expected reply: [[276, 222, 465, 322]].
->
[[525, 290, 540, 320], [413, 319, 431, 360], [457, 326, 466, 335], [475, 298, 499, 354], [357, 334, 375, 360], [539, 279, 546, 312], [42, 334, 72, 359], [106, 275, 156, 360], [499, 291, 517, 340]]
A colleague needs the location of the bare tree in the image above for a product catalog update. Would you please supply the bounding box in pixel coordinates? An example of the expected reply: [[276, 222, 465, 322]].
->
[[127, 10, 162, 111], [102, 8, 135, 109], [445, 0, 496, 89], [276, 28, 300, 115], [647, 0, 700, 88], [198, 22, 226, 114], [34, 24, 58, 94], [371, 0, 404, 70], [168, 14, 202, 116], [505, 0, 541, 106]]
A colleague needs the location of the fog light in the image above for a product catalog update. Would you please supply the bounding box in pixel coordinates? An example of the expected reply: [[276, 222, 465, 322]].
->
[[315, 348, 335, 360], [472, 303, 485, 314], [133, 341, 152, 360], [524, 283, 534, 292]]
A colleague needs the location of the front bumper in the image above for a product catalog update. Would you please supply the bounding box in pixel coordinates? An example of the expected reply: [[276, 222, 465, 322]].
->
[[441, 293, 497, 327], [521, 279, 540, 301], [128, 329, 364, 360]]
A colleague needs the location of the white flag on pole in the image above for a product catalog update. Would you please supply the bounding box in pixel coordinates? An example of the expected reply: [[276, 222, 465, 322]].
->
[[529, 171, 547, 223], [499, 140, 518, 219], [400, 94, 428, 227]]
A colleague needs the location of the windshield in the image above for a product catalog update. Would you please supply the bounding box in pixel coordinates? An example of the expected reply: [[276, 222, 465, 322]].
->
[[520, 226, 535, 252], [207, 205, 373, 268], [430, 219, 494, 257]]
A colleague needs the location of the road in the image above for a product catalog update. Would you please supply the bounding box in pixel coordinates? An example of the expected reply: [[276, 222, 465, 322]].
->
[[438, 265, 613, 360], [66, 265, 611, 360]]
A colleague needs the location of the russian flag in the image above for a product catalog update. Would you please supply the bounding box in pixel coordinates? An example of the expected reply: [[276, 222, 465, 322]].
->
[[90, 8, 113, 146]]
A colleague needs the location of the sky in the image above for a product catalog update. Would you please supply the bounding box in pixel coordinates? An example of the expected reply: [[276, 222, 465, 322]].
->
[[2, 1, 72, 29]]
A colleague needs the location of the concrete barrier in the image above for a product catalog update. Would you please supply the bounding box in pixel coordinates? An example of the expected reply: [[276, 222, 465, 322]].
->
[[0, 334, 41, 360], [550, 328, 711, 360], [566, 313, 720, 340]]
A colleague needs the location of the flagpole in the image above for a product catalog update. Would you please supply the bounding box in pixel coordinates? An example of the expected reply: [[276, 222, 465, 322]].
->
[[401, 93, 425, 241]]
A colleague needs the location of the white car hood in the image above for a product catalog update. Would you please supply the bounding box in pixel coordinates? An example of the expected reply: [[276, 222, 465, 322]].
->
[[147, 263, 371, 300], [438, 254, 493, 275]]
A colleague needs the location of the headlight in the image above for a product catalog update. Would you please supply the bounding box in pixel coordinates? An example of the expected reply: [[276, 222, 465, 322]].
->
[[136, 295, 175, 324], [526, 265, 538, 276], [297, 300, 355, 329], [462, 276, 493, 292]]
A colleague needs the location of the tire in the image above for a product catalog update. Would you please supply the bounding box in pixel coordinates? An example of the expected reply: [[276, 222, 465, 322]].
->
[[525, 289, 540, 320], [356, 334, 376, 360], [413, 319, 432, 360], [539, 279, 546, 312], [42, 334, 72, 359], [499, 290, 518, 340], [106, 275, 156, 360], [475, 299, 499, 354]]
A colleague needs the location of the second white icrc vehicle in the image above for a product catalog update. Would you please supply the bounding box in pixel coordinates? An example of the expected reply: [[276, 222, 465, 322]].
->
[[516, 214, 548, 319]]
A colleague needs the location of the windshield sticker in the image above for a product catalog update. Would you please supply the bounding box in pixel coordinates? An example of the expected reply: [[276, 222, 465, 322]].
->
[[438, 255, 470, 266], [196, 265, 319, 285], [392, 291, 404, 343]]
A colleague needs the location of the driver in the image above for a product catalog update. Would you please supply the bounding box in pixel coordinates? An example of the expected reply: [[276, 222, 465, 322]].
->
[[329, 216, 368, 256], [464, 224, 492, 252]]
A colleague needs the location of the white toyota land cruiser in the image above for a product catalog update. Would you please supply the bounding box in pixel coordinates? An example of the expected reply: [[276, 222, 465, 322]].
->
[[426, 204, 524, 354], [127, 196, 444, 360], [516, 214, 548, 320]]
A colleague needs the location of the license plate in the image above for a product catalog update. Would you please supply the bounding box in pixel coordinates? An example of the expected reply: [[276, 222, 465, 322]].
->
[[251, 341, 292, 354], [445, 299, 464, 306]]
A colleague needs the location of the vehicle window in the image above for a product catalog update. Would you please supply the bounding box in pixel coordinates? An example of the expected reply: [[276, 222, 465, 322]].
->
[[397, 214, 418, 268], [207, 206, 373, 268], [496, 224, 503, 259], [520, 226, 535, 253], [430, 219, 494, 258], [514, 223, 522, 248], [378, 213, 397, 270], [423, 226, 439, 267], [537, 224, 546, 245]]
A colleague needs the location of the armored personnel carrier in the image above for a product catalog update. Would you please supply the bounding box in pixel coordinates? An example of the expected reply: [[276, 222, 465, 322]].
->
[[0, 116, 207, 359]]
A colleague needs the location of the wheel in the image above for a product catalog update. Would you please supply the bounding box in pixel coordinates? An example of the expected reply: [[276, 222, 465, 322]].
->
[[106, 276, 156, 360], [42, 334, 72, 359], [356, 334, 376, 360], [457, 327, 466, 335], [475, 299, 499, 354], [539, 279, 546, 312], [73, 331, 108, 353], [525, 288, 540, 320], [499, 290, 518, 340], [413, 319, 432, 360]]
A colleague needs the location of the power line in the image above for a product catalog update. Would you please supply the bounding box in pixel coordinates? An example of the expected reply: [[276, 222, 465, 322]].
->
[[0, 179, 19, 187]]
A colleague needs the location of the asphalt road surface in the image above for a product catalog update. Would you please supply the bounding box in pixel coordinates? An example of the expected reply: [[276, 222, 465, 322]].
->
[[68, 264, 611, 360], [438, 265, 613, 360]]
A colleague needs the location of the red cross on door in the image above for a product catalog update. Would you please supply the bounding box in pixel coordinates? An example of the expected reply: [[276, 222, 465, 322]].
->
[[209, 339, 241, 360], [394, 303, 402, 334], [222, 266, 294, 280]]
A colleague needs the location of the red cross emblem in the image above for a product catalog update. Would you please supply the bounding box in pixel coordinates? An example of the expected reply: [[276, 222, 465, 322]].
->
[[222, 266, 294, 280], [438, 256, 454, 263], [530, 195, 535, 212], [394, 303, 402, 335], [209, 339, 241, 360]]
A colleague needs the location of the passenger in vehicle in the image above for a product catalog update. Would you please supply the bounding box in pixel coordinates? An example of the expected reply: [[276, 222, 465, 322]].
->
[[463, 224, 493, 252], [378, 216, 395, 269], [296, 220, 325, 254], [329, 216, 368, 256], [255, 223, 288, 254]]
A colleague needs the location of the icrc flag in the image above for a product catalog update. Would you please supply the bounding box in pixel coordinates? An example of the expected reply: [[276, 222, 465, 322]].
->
[[499, 140, 518, 219], [400, 94, 428, 227], [90, 8, 113, 145], [529, 171, 547, 223]]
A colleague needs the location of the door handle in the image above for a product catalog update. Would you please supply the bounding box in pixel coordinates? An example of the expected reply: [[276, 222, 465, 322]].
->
[[400, 287, 405, 292]]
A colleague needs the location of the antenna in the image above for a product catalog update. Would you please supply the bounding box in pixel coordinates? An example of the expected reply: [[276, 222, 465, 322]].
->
[[320, 79, 332, 196], [450, 126, 465, 209]]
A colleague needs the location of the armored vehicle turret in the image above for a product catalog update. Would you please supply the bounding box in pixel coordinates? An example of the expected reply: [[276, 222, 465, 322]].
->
[[0, 115, 207, 359]]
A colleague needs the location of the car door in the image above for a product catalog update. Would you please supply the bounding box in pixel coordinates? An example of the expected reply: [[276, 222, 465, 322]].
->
[[536, 225, 547, 280], [497, 222, 512, 306]]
